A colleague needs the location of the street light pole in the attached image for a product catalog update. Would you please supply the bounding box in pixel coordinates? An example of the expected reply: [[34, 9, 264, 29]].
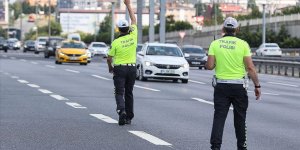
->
[[262, 4, 266, 44], [149, 0, 154, 42], [48, 0, 51, 37], [111, 2, 115, 44], [160, 0, 166, 43], [137, 0, 143, 44]]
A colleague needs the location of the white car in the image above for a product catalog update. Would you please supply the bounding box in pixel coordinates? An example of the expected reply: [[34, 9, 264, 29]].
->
[[35, 37, 48, 54], [88, 42, 109, 57], [136, 43, 189, 83], [256, 43, 282, 57]]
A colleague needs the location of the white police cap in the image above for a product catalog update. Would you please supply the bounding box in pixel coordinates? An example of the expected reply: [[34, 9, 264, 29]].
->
[[117, 19, 129, 28], [223, 17, 238, 29]]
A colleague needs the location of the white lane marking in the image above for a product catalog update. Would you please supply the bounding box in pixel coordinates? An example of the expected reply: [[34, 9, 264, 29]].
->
[[66, 102, 87, 109], [134, 85, 160, 92], [189, 80, 206, 84], [3, 55, 7, 57], [18, 80, 29, 84], [267, 82, 299, 87], [129, 131, 172, 146], [11, 76, 19, 79], [192, 98, 233, 110], [248, 91, 280, 96], [50, 95, 69, 101], [10, 57, 16, 59], [4, 72, 10, 75], [38, 89, 53, 94], [92, 75, 111, 80], [65, 69, 80, 73], [27, 84, 40, 88], [31, 61, 38, 65], [90, 114, 118, 124], [20, 59, 27, 62], [45, 65, 56, 68]]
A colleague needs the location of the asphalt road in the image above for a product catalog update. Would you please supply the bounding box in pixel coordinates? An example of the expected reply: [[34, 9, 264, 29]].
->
[[1, 51, 300, 150]]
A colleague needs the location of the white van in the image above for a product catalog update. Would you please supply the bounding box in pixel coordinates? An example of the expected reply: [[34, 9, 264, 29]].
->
[[67, 33, 81, 41]]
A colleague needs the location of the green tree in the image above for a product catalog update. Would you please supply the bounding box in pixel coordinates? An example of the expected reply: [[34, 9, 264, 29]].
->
[[0, 26, 7, 38], [195, 0, 206, 16]]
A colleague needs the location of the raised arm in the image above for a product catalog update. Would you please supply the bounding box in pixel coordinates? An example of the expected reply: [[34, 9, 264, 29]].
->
[[124, 0, 136, 25]]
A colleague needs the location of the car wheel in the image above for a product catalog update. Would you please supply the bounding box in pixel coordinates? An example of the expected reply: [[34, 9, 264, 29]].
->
[[4, 49, 7, 53], [138, 66, 147, 81], [45, 53, 50, 58], [198, 67, 203, 70], [80, 63, 88, 65], [182, 79, 188, 84], [23, 50, 27, 53], [87, 60, 91, 63], [55, 60, 62, 64], [173, 79, 178, 83], [34, 51, 39, 54]]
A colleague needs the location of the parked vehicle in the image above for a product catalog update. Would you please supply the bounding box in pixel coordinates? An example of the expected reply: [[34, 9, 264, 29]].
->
[[67, 33, 81, 41], [136, 43, 189, 83], [35, 37, 48, 54], [55, 40, 89, 65], [7, 38, 21, 50], [182, 45, 207, 69], [44, 37, 64, 58], [256, 43, 282, 57], [0, 38, 8, 52], [81, 42, 92, 63], [23, 40, 36, 52], [88, 42, 108, 57]]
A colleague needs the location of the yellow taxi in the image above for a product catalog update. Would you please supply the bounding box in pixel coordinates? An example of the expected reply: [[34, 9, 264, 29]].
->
[[55, 40, 89, 65]]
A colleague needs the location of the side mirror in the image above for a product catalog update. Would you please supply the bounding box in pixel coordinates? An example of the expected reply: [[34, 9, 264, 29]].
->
[[137, 51, 144, 56], [184, 53, 190, 58]]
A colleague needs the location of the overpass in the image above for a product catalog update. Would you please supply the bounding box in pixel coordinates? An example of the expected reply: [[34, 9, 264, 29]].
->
[[147, 13, 300, 48]]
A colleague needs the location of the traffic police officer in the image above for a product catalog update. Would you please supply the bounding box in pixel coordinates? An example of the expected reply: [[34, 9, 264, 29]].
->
[[107, 0, 137, 126], [206, 17, 261, 150]]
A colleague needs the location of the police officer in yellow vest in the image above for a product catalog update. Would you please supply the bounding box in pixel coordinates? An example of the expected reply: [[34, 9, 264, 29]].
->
[[107, 0, 137, 126], [206, 17, 261, 150]]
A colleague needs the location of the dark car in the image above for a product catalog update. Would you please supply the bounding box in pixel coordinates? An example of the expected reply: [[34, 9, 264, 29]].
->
[[44, 37, 64, 58], [182, 45, 207, 69], [23, 40, 36, 52], [0, 37, 8, 52]]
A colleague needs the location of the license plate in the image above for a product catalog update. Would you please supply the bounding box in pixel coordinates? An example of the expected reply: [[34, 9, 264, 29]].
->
[[191, 62, 201, 65], [69, 57, 78, 60], [160, 69, 175, 74]]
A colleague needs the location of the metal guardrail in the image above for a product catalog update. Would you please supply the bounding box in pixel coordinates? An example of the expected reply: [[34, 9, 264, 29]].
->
[[253, 59, 300, 78], [252, 56, 300, 62]]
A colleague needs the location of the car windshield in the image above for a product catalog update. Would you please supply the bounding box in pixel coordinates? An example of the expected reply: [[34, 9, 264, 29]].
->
[[50, 39, 63, 46], [146, 46, 183, 57], [61, 42, 84, 49], [27, 41, 35, 45], [265, 44, 279, 48], [39, 39, 47, 42], [72, 37, 80, 41], [183, 47, 205, 53], [92, 44, 106, 47]]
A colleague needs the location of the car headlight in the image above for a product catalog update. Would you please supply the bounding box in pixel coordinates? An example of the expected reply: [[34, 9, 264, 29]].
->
[[202, 56, 208, 61], [59, 52, 65, 56], [182, 63, 189, 68], [145, 61, 154, 66], [24, 45, 27, 48]]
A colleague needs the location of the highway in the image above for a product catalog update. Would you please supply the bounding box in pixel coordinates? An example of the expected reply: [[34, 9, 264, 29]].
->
[[1, 51, 300, 150]]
